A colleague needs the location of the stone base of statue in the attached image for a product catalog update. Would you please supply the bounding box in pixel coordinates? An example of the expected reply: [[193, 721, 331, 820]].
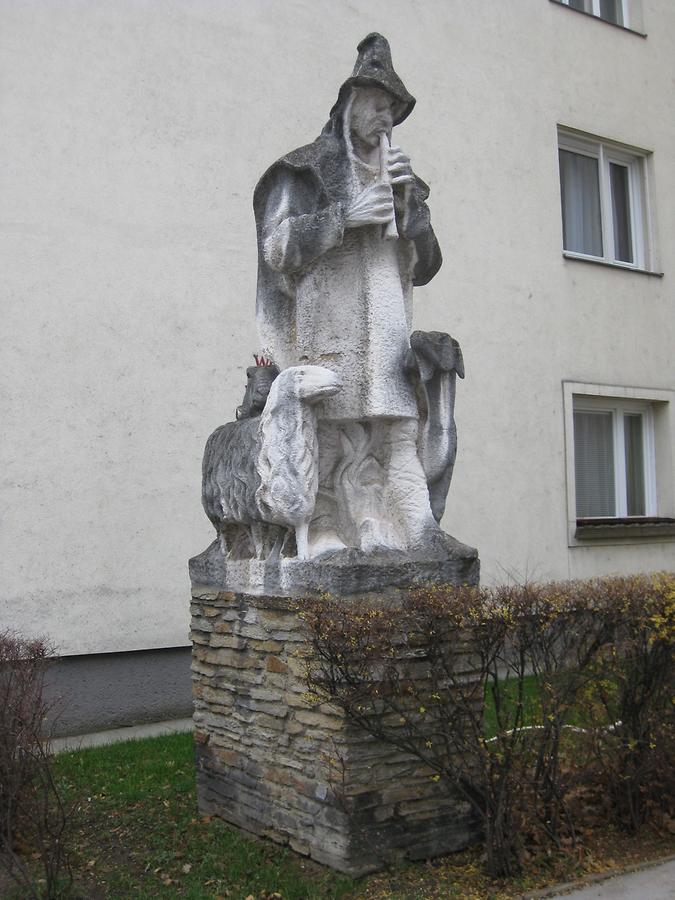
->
[[189, 532, 479, 597], [190, 541, 480, 875]]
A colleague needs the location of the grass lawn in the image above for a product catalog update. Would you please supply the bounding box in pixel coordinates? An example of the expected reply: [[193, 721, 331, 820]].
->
[[52, 732, 353, 899], [42, 730, 674, 900], [482, 670, 599, 739], [483, 672, 542, 739]]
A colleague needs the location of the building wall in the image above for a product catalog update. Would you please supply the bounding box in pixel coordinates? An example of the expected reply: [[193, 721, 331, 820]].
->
[[43, 647, 193, 737], [2, 1, 674, 667]]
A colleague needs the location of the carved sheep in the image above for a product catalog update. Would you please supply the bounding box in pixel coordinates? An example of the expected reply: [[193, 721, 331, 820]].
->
[[202, 365, 342, 560]]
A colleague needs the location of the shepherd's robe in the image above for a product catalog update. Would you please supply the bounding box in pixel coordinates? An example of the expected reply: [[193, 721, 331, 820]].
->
[[253, 128, 442, 422]]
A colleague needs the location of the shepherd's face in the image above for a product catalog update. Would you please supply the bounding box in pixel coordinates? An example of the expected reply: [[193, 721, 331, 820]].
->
[[349, 87, 396, 149]]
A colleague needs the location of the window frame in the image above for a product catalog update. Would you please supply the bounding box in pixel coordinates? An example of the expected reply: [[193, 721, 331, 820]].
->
[[557, 129, 652, 272], [562, 382, 674, 546]]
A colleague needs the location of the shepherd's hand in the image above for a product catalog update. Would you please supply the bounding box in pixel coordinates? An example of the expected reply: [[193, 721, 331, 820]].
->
[[345, 183, 395, 228], [387, 146, 414, 187]]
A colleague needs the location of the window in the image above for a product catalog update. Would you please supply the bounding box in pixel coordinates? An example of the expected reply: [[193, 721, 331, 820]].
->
[[558, 0, 627, 26], [573, 396, 655, 518], [563, 383, 675, 543], [558, 130, 650, 270]]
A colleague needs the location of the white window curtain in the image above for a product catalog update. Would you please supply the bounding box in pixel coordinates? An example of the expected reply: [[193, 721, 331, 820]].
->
[[574, 410, 615, 516], [559, 149, 603, 257], [609, 162, 633, 263], [561, 0, 628, 27], [600, 0, 623, 25], [623, 414, 646, 515]]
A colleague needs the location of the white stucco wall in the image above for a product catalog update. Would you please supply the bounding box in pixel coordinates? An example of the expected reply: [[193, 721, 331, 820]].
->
[[2, 0, 673, 656]]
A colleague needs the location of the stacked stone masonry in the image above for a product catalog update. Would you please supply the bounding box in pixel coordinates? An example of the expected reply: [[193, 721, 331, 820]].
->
[[191, 588, 481, 875]]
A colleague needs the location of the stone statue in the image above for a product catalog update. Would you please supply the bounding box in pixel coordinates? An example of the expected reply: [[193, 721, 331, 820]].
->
[[202, 365, 342, 560], [195, 33, 467, 570], [253, 33, 457, 557], [190, 36, 480, 874]]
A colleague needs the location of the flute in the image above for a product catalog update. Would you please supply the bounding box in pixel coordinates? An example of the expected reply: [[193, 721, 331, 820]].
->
[[379, 131, 399, 241]]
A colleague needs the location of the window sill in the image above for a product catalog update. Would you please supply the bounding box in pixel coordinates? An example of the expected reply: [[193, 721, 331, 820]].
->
[[575, 517, 675, 540], [563, 253, 664, 277], [548, 1, 647, 37]]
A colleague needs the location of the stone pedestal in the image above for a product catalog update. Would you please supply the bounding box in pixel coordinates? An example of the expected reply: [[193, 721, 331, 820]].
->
[[190, 546, 481, 875]]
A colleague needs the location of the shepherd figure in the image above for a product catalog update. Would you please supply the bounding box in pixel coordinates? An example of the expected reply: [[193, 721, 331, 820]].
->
[[254, 34, 448, 556]]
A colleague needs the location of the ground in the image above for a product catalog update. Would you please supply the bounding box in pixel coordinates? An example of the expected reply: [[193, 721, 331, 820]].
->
[[7, 732, 660, 899]]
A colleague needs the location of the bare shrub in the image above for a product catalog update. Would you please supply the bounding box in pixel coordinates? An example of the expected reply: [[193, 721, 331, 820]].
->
[[303, 574, 674, 878], [303, 585, 556, 877], [578, 573, 675, 831], [0, 631, 71, 898]]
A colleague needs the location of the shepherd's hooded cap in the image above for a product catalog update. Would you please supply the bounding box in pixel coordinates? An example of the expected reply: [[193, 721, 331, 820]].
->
[[330, 33, 416, 126]]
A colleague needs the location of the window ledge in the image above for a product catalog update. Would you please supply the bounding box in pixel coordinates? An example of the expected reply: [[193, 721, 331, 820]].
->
[[563, 253, 664, 277], [548, 1, 647, 37], [575, 517, 675, 540]]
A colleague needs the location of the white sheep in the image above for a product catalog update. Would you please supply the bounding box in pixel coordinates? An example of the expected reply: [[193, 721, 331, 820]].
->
[[202, 365, 342, 560]]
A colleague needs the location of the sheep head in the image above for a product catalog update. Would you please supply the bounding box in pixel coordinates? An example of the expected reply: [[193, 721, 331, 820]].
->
[[236, 364, 280, 420], [267, 365, 343, 409]]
